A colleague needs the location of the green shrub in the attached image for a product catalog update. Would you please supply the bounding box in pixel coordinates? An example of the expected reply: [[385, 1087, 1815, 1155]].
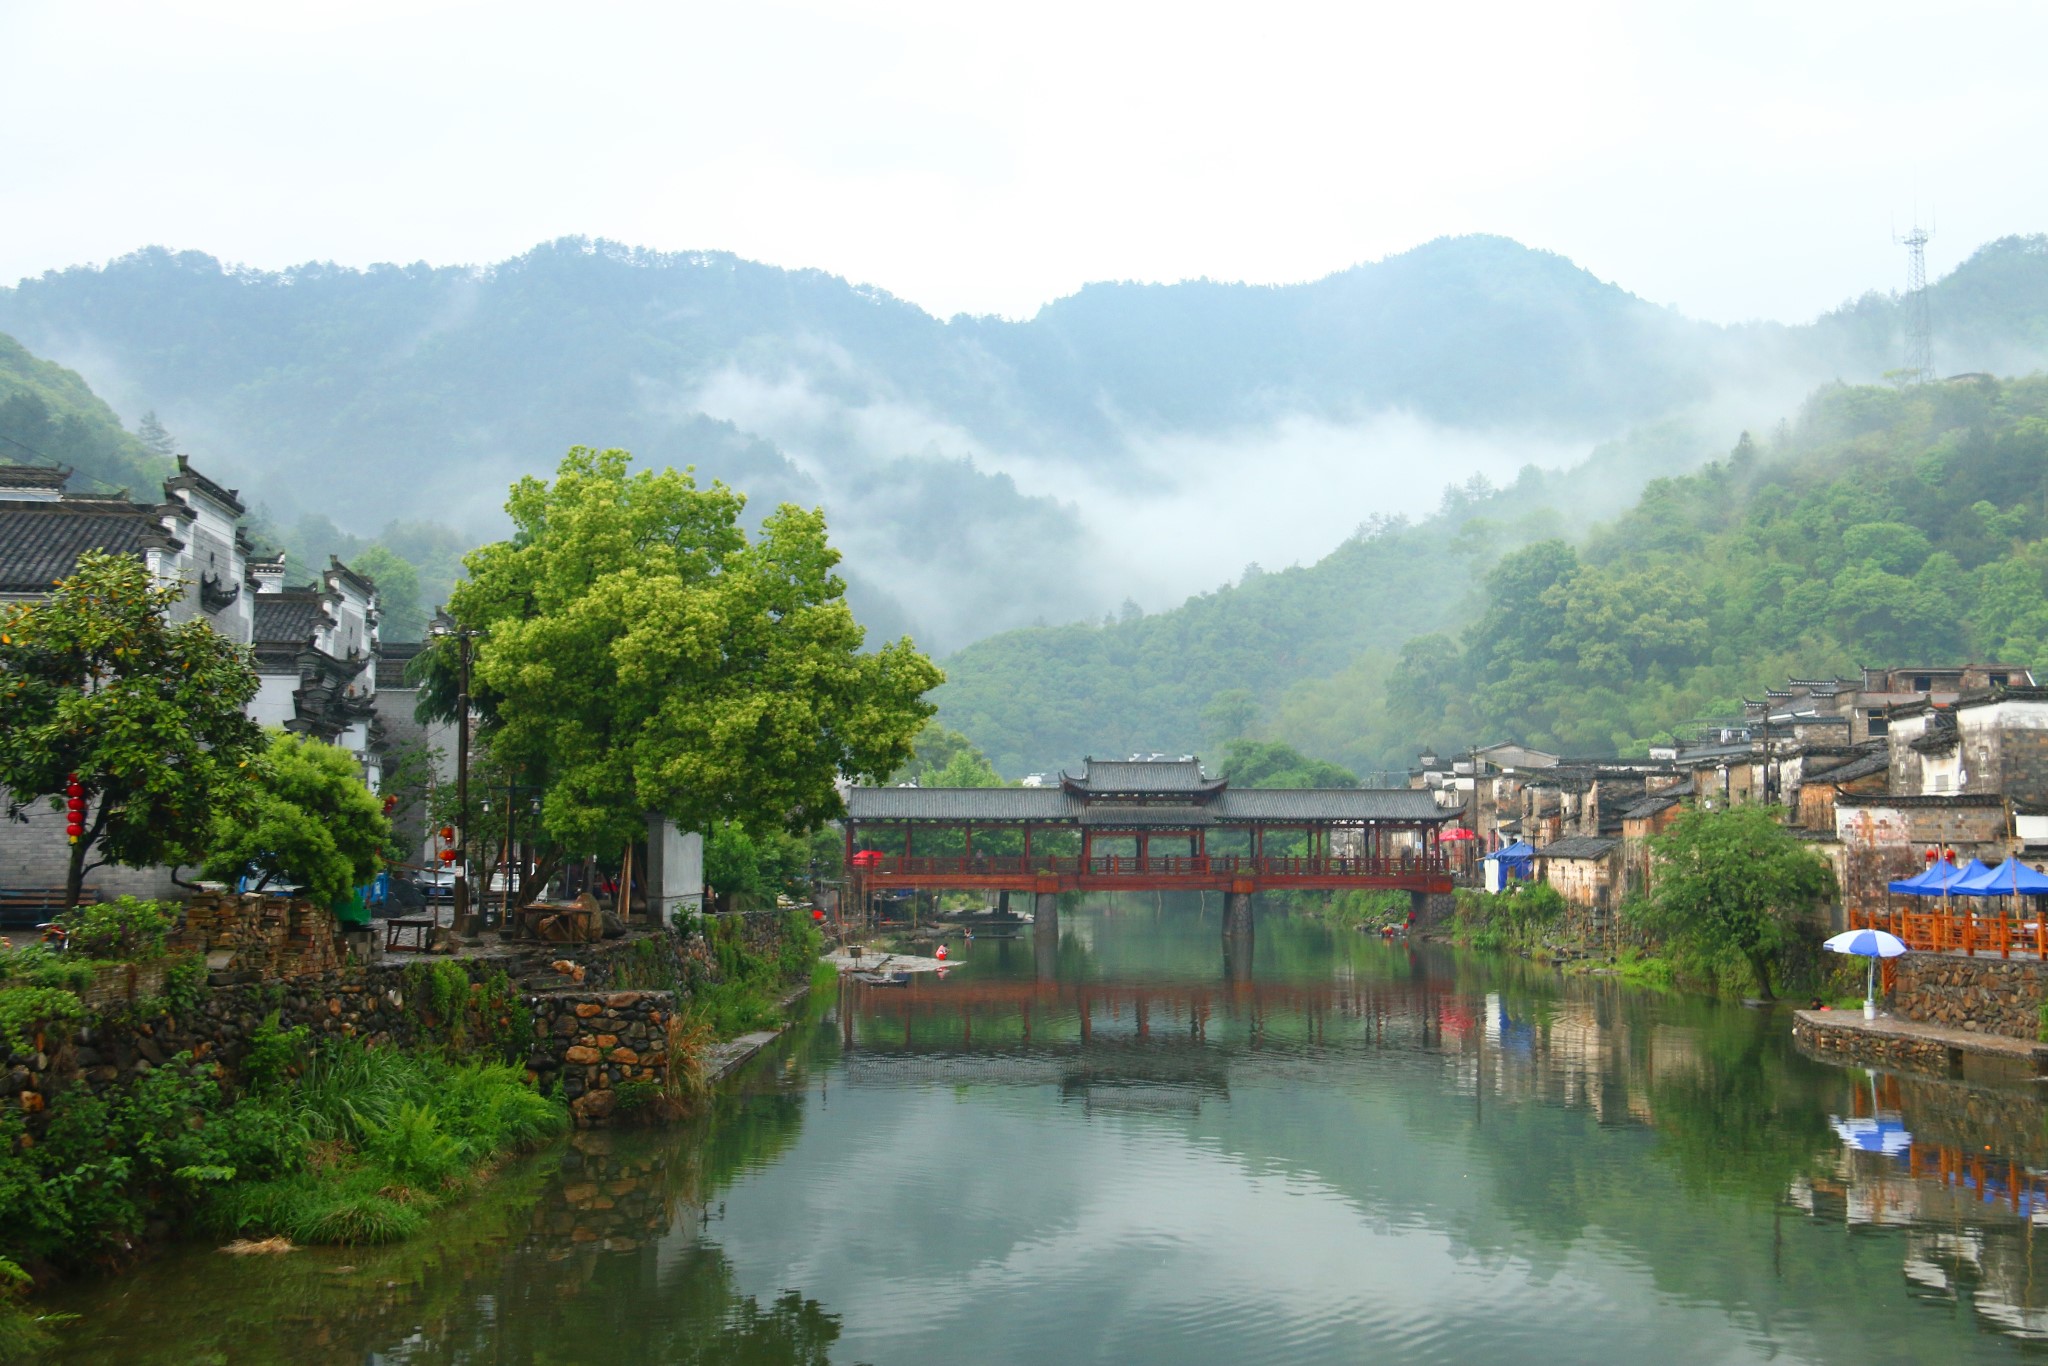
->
[[56, 897, 176, 960], [239, 1012, 312, 1091], [0, 985, 87, 1057], [0, 944, 93, 993]]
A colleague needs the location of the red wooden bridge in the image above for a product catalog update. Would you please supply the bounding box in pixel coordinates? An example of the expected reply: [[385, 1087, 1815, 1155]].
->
[[843, 758, 1457, 904]]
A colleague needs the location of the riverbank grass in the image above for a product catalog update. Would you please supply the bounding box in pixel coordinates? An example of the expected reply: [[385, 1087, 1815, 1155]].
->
[[212, 1024, 566, 1244]]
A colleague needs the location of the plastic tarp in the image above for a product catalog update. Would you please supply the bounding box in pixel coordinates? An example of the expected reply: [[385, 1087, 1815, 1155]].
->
[[1955, 859, 2048, 896]]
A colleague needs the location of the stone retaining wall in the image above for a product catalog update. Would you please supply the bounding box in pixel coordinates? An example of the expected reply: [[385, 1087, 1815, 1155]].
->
[[4, 911, 810, 1129], [531, 991, 674, 1127], [170, 890, 347, 978], [1792, 1013, 1969, 1074], [1891, 952, 2048, 1040]]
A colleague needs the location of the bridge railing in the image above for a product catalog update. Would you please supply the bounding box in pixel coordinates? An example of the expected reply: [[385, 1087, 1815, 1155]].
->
[[856, 853, 1450, 879]]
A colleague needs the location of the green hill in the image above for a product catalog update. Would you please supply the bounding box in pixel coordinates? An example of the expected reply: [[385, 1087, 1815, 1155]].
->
[[938, 373, 2048, 774], [0, 331, 166, 492]]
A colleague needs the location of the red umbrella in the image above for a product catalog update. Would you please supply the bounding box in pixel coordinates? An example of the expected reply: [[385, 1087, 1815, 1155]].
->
[[1440, 828, 1477, 841]]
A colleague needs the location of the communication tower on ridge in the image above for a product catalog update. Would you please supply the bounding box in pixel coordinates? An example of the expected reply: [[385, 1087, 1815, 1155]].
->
[[1895, 218, 1934, 383]]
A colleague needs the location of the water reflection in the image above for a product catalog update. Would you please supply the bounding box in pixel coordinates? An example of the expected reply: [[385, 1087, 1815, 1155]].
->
[[33, 899, 2048, 1364]]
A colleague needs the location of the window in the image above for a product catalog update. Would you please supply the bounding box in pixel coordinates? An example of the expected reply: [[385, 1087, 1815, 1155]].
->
[[1912, 675, 1932, 692], [1866, 710, 1888, 737], [1933, 773, 1951, 792], [1990, 673, 2009, 687]]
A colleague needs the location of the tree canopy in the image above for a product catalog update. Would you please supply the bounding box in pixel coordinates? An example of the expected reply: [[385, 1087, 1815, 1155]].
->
[[204, 730, 390, 904], [1637, 804, 1836, 1000], [1216, 739, 1358, 789], [451, 447, 943, 855], [0, 551, 263, 905]]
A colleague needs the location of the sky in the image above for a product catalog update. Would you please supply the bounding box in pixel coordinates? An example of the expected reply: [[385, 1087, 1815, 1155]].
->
[[3, 0, 2045, 326]]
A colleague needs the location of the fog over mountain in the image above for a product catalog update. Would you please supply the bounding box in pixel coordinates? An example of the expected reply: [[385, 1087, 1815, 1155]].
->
[[3, 232, 2045, 651]]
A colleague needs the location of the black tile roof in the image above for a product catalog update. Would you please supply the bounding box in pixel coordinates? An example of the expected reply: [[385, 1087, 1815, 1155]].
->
[[1537, 836, 1620, 859], [254, 592, 327, 646], [1806, 751, 1889, 785], [1620, 796, 1680, 821], [0, 500, 176, 593]]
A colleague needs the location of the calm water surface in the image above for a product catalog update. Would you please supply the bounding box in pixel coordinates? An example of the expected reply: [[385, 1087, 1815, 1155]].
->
[[36, 900, 2048, 1364]]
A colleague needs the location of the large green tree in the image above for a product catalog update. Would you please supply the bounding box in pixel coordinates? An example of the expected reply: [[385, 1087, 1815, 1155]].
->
[[0, 552, 263, 905], [1639, 804, 1836, 999], [203, 730, 391, 904], [451, 447, 943, 856], [1217, 739, 1358, 789]]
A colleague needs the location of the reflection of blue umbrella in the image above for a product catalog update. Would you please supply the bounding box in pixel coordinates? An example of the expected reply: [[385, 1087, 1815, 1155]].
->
[[1825, 928, 1910, 1012], [1831, 1115, 1913, 1156]]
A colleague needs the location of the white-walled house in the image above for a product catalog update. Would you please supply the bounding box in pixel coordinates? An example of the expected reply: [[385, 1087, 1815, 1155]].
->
[[0, 457, 409, 894]]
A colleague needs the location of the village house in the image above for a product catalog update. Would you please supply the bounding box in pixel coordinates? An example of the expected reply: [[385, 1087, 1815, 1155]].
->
[[0, 458, 440, 896], [1533, 835, 1621, 930]]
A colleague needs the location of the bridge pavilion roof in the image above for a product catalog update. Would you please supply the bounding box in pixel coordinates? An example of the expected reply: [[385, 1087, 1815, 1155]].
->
[[1060, 758, 1228, 801]]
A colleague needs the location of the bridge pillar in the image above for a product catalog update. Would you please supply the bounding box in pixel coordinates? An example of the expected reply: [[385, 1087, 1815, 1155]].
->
[[1034, 891, 1060, 978], [1223, 890, 1253, 940]]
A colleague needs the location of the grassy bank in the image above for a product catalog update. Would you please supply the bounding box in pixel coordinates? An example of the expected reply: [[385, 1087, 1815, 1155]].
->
[[0, 1022, 566, 1352]]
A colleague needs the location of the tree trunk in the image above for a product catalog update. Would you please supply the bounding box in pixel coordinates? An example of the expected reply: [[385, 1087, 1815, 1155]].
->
[[1748, 950, 1776, 1001], [63, 829, 88, 911]]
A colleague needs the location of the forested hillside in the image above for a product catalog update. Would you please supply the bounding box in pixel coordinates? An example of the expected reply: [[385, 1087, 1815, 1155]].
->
[[939, 374, 2048, 776], [0, 332, 165, 492], [9, 233, 2045, 652]]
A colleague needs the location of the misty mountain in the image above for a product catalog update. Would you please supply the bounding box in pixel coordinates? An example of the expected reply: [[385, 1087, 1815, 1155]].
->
[[2, 233, 2045, 652]]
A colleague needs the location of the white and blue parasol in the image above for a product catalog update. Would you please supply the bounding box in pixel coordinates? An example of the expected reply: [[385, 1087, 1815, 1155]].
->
[[1824, 928, 1910, 1012]]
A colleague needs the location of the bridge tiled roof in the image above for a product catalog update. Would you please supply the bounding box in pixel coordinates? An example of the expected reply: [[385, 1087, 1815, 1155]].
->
[[843, 788, 1079, 822], [1215, 789, 1451, 823], [1080, 805, 1215, 827], [842, 784, 1451, 825]]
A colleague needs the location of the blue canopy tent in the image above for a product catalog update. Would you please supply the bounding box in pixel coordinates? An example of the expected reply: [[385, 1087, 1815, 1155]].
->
[[1956, 859, 2048, 896], [1484, 841, 1536, 892], [1935, 859, 1997, 894], [1888, 861, 1968, 895]]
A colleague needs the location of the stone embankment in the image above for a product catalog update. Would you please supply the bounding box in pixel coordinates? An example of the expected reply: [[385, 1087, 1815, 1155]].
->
[[6, 894, 812, 1130], [1793, 950, 2048, 1076]]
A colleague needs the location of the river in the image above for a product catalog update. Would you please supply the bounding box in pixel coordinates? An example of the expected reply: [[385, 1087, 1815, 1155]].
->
[[31, 898, 2048, 1364]]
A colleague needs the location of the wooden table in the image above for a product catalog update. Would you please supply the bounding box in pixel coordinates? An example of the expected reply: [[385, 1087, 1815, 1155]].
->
[[385, 917, 436, 952]]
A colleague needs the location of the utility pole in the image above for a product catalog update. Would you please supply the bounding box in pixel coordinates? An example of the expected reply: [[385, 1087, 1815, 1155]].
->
[[431, 611, 481, 935]]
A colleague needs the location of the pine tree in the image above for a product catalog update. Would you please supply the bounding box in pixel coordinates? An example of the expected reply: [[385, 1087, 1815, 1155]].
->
[[136, 410, 176, 460]]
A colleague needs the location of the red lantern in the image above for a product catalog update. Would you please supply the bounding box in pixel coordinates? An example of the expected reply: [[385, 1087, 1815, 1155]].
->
[[1925, 849, 1938, 863], [439, 848, 457, 863], [439, 825, 456, 843]]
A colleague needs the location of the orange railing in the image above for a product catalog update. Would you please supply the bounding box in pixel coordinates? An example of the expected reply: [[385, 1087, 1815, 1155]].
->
[[1849, 902, 2048, 960]]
